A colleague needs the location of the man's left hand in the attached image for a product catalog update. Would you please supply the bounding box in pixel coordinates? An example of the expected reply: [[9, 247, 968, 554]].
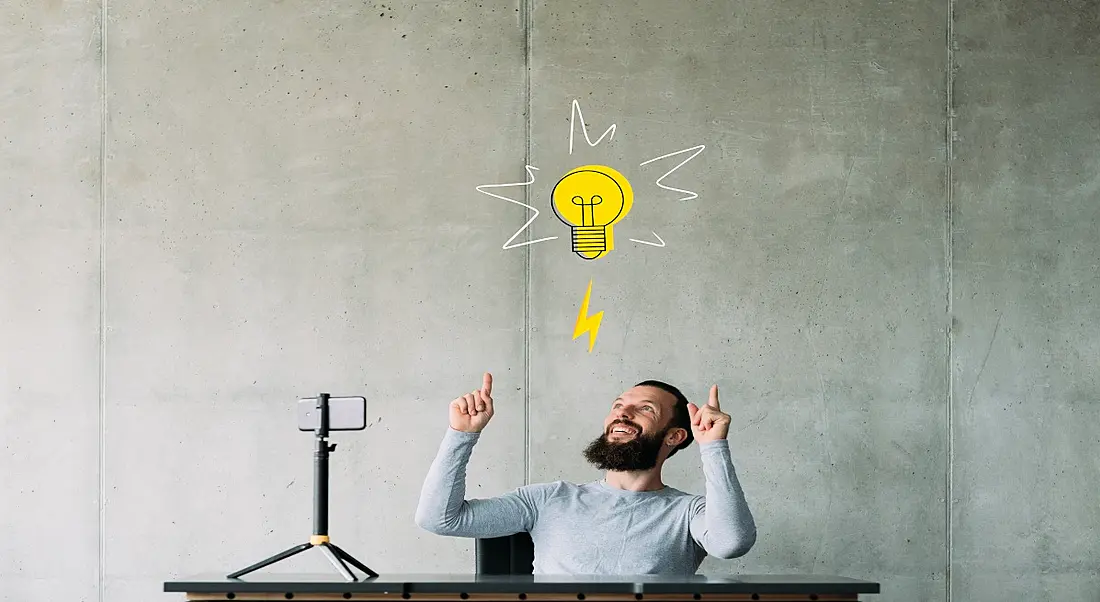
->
[[687, 385, 730, 442]]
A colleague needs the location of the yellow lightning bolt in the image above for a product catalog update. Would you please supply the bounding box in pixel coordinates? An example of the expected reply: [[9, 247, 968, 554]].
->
[[573, 278, 603, 353]]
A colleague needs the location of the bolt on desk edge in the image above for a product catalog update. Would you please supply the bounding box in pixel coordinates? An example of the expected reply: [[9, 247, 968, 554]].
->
[[164, 573, 881, 602]]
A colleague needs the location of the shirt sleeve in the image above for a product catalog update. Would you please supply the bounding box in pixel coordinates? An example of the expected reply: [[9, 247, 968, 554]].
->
[[414, 427, 542, 538], [688, 439, 758, 558]]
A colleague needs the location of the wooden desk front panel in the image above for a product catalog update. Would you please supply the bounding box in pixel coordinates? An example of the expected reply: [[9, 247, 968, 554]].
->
[[183, 592, 861, 601]]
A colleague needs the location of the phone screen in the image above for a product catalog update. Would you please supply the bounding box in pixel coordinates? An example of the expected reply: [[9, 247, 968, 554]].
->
[[297, 396, 367, 431]]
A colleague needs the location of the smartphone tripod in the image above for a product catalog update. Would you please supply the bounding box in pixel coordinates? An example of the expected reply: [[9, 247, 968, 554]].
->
[[227, 393, 378, 581]]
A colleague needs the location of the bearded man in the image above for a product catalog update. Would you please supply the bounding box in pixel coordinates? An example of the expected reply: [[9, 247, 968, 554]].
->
[[414, 372, 757, 575]]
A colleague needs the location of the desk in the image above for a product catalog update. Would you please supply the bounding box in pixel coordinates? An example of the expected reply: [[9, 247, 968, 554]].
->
[[164, 573, 880, 601]]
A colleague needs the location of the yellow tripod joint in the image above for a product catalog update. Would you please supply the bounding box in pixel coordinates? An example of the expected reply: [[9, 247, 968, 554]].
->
[[310, 535, 330, 545]]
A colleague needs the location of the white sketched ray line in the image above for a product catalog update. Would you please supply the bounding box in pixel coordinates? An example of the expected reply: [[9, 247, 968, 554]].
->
[[475, 165, 557, 250], [639, 144, 706, 201], [569, 98, 616, 155], [629, 231, 666, 247]]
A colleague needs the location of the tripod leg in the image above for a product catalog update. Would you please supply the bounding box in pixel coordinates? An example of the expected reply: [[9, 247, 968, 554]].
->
[[319, 543, 357, 582], [329, 542, 379, 578], [227, 543, 313, 579]]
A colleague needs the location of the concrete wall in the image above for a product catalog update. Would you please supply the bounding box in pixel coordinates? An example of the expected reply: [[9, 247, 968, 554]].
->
[[1, 1, 1096, 601]]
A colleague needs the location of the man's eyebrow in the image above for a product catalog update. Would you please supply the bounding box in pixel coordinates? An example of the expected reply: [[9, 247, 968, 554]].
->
[[613, 397, 657, 406]]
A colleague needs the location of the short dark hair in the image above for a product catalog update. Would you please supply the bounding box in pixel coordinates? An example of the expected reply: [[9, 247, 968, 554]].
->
[[634, 380, 693, 457]]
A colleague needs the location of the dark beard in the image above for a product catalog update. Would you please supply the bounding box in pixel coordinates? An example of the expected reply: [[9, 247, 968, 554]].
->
[[583, 422, 668, 471]]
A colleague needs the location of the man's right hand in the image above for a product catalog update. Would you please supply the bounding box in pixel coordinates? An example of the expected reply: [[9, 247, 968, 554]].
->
[[449, 372, 494, 433]]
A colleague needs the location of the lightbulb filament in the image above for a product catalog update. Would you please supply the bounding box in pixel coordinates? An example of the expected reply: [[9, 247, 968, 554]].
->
[[570, 195, 604, 226]]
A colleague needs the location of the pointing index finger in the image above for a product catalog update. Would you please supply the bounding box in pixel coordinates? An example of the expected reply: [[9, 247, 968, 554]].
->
[[483, 372, 493, 395], [708, 384, 719, 408]]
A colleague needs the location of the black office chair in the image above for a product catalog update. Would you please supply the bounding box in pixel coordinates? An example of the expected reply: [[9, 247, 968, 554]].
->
[[475, 532, 534, 575]]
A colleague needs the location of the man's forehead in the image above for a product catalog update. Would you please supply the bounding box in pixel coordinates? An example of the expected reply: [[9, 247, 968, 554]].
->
[[617, 385, 674, 407]]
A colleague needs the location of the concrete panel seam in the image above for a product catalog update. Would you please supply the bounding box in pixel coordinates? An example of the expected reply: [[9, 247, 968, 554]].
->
[[97, 1, 108, 601], [522, 0, 532, 487], [944, 0, 957, 597]]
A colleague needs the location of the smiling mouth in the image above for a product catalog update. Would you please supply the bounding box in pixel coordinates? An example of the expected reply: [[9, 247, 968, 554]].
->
[[609, 424, 640, 437]]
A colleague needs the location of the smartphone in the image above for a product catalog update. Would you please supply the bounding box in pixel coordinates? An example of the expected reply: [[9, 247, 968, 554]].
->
[[297, 396, 367, 431]]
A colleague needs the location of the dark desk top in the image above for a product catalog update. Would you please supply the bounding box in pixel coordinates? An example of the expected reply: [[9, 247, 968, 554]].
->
[[165, 573, 880, 595]]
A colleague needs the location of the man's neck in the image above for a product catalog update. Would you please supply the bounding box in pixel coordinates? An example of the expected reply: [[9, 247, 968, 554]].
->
[[603, 467, 665, 492]]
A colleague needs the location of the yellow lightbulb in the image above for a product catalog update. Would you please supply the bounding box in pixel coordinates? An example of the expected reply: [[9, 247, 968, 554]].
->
[[550, 165, 633, 260]]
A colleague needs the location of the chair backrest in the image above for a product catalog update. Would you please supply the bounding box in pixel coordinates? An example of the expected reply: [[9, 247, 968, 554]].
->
[[475, 532, 534, 575]]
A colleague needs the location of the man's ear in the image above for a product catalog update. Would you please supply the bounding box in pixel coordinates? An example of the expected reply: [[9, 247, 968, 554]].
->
[[666, 427, 688, 447]]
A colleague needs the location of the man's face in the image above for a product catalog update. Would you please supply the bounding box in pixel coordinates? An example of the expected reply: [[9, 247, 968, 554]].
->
[[582, 385, 676, 472]]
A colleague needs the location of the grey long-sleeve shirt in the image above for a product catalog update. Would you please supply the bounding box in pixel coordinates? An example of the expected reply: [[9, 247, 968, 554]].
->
[[414, 427, 757, 575]]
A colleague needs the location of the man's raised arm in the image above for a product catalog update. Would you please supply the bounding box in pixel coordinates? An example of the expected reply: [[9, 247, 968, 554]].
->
[[686, 385, 758, 559], [414, 373, 539, 538], [689, 439, 757, 558]]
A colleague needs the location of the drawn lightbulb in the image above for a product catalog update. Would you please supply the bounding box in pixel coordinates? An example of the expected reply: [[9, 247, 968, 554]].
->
[[550, 164, 634, 260]]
